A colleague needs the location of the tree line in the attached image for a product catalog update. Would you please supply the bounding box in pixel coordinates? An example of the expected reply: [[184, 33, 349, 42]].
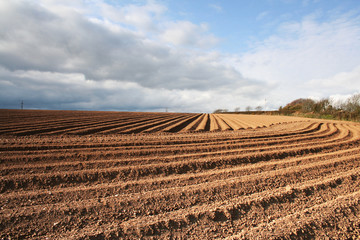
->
[[279, 93, 360, 121], [213, 106, 264, 114]]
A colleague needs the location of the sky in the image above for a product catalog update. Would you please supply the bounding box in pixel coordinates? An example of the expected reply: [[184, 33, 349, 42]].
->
[[1, 0, 360, 112]]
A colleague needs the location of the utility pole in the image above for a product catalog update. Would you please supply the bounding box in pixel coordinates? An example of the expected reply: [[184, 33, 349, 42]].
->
[[21, 100, 24, 110]]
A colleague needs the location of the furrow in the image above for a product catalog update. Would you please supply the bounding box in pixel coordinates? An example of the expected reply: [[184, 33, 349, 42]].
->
[[2, 147, 360, 208], [229, 190, 360, 239], [0, 122, 350, 173], [119, 114, 192, 134], [1, 132, 359, 192], [22, 166, 360, 239], [195, 114, 210, 131], [180, 114, 207, 132]]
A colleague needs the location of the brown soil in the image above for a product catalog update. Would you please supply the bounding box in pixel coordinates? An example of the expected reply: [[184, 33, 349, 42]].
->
[[0, 109, 359, 239]]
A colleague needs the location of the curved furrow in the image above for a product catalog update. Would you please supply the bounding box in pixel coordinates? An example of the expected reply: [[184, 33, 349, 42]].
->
[[1, 112, 149, 135], [218, 114, 306, 129], [0, 111, 204, 135], [2, 147, 360, 210], [228, 190, 360, 239], [0, 124, 328, 168], [3, 156, 359, 239], [0, 121, 316, 151], [0, 116, 96, 133], [1, 116, 127, 136], [0, 122, 327, 164], [0, 123, 337, 168], [67, 114, 172, 135], [45, 115, 150, 135], [0, 122, 347, 174], [1, 125, 358, 193], [0, 122, 344, 175], [118, 114, 190, 134], [73, 115, 167, 135], [0, 121, 316, 152], [0, 122, 354, 178], [0, 112, 115, 131], [118, 168, 360, 239]]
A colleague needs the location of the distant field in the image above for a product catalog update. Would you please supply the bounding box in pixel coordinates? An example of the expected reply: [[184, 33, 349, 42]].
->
[[1, 109, 360, 239], [0, 109, 305, 135]]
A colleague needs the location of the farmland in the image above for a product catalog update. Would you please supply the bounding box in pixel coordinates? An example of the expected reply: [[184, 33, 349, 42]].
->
[[1, 109, 360, 239]]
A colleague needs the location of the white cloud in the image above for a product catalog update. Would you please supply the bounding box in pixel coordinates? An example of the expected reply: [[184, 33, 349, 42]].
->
[[234, 12, 360, 106], [97, 1, 167, 32], [256, 11, 269, 21], [160, 21, 219, 48], [307, 65, 360, 95], [209, 4, 223, 13]]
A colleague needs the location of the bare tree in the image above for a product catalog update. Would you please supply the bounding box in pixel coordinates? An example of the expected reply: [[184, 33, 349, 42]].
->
[[346, 94, 360, 113], [213, 109, 229, 113]]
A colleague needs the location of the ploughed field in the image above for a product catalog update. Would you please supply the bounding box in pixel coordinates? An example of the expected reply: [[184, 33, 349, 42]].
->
[[1, 109, 360, 239]]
